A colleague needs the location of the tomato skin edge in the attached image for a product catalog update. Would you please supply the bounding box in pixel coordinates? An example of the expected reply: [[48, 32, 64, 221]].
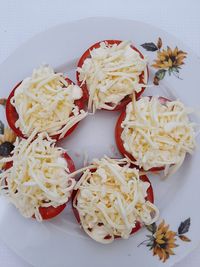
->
[[6, 81, 24, 138], [4, 151, 75, 220], [71, 168, 154, 240], [115, 96, 171, 172], [6, 78, 84, 141], [76, 39, 149, 111]]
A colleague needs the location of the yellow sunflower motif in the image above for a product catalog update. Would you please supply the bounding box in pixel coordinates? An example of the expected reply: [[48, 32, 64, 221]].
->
[[0, 126, 16, 169], [138, 218, 191, 263], [152, 47, 187, 69], [0, 98, 16, 169], [0, 127, 16, 145], [141, 37, 187, 85], [152, 221, 178, 262]]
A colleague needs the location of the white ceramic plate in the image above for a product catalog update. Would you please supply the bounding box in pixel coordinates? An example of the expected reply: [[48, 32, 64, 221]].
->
[[0, 17, 200, 267]]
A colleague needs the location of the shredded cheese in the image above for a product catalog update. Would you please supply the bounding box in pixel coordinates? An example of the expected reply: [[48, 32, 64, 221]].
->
[[11, 65, 87, 138], [77, 41, 147, 112], [73, 156, 159, 244], [121, 97, 196, 174], [0, 133, 76, 221]]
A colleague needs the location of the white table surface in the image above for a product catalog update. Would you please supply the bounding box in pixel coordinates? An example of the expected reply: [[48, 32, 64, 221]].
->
[[0, 0, 199, 266]]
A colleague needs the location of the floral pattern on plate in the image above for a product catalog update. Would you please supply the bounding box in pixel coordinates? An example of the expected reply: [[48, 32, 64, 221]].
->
[[141, 37, 187, 85], [0, 98, 16, 169], [138, 218, 191, 262]]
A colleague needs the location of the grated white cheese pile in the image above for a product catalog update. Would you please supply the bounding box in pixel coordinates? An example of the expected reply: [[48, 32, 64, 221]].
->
[[11, 65, 87, 138], [121, 96, 196, 174], [0, 132, 76, 221], [73, 156, 159, 244], [77, 41, 148, 112]]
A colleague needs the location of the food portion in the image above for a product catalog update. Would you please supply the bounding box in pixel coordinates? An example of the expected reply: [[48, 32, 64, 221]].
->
[[116, 96, 196, 174], [0, 132, 76, 221], [72, 157, 159, 244], [6, 65, 87, 140], [77, 40, 148, 112], [0, 38, 195, 247]]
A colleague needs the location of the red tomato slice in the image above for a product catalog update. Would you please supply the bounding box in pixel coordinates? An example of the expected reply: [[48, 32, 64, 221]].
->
[[6, 77, 84, 141], [4, 151, 75, 220], [76, 40, 149, 111], [115, 96, 171, 172], [71, 167, 154, 241]]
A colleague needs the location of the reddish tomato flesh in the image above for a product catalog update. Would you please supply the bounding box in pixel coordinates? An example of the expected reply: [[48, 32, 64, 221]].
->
[[71, 168, 154, 240], [6, 78, 84, 141], [76, 40, 149, 111], [115, 96, 171, 172], [38, 204, 66, 220], [4, 151, 75, 220]]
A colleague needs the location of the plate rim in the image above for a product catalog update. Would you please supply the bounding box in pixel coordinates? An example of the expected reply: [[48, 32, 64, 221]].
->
[[0, 16, 199, 267]]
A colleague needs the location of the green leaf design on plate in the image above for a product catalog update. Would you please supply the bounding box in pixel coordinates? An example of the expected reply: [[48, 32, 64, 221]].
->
[[141, 42, 158, 51], [155, 69, 166, 80], [178, 218, 191, 235], [168, 67, 180, 76], [146, 222, 157, 233]]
